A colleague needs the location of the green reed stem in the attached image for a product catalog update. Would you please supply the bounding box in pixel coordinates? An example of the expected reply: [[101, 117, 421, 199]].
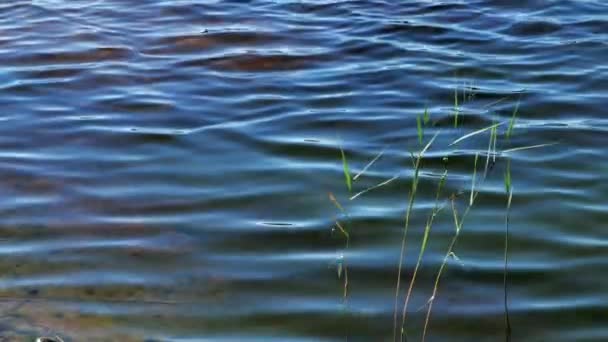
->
[[505, 96, 520, 140], [422, 155, 480, 342], [423, 106, 430, 125], [340, 145, 352, 193], [393, 131, 439, 341], [400, 170, 448, 340], [335, 220, 350, 300]]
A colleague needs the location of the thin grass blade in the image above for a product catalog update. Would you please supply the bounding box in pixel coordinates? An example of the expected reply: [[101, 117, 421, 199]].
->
[[350, 172, 399, 200], [483, 124, 495, 177], [483, 96, 508, 109], [418, 130, 440, 158], [502, 142, 558, 154], [353, 148, 385, 181], [449, 122, 504, 146], [506, 98, 520, 139], [340, 146, 352, 192], [328, 192, 346, 214], [470, 152, 479, 205], [400, 170, 447, 338], [393, 131, 439, 340]]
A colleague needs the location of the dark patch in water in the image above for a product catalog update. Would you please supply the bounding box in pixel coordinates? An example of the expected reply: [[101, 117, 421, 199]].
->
[[145, 31, 282, 55], [6, 47, 135, 66], [506, 20, 562, 36], [180, 53, 324, 72]]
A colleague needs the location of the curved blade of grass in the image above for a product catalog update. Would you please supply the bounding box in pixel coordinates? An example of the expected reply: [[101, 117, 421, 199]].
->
[[502, 142, 558, 154], [350, 172, 399, 200], [484, 124, 497, 177], [449, 121, 505, 146], [353, 148, 386, 181], [340, 146, 352, 192], [482, 96, 509, 109], [505, 97, 520, 139], [470, 152, 479, 205], [335, 221, 350, 300], [423, 106, 430, 125], [418, 130, 440, 158], [328, 192, 346, 215]]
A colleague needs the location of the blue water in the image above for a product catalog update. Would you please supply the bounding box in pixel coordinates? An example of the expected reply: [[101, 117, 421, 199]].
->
[[0, 1, 607, 341]]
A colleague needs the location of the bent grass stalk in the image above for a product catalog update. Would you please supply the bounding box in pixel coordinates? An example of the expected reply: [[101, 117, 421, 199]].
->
[[484, 124, 498, 178], [423, 106, 430, 125], [350, 172, 399, 201], [332, 145, 354, 302], [340, 145, 352, 193], [502, 142, 558, 154], [335, 220, 350, 300], [422, 153, 480, 342], [331, 94, 533, 340], [505, 97, 520, 140], [449, 121, 504, 146], [400, 169, 448, 339], [393, 131, 439, 341], [354, 148, 386, 181]]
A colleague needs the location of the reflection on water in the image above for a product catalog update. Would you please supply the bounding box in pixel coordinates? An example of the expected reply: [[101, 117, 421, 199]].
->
[[0, 0, 607, 340]]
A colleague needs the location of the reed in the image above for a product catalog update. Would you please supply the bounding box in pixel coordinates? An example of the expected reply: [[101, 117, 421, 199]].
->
[[505, 97, 520, 139], [335, 220, 350, 300], [326, 88, 555, 341], [423, 106, 430, 125], [340, 145, 352, 193], [393, 131, 439, 341], [400, 169, 448, 340], [329, 193, 350, 300], [422, 153, 480, 342], [354, 148, 385, 181]]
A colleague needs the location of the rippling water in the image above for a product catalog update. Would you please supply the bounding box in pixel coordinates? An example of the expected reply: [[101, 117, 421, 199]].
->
[[0, 0, 607, 341]]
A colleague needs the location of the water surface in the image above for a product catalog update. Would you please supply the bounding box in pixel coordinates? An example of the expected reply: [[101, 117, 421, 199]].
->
[[0, 1, 607, 341]]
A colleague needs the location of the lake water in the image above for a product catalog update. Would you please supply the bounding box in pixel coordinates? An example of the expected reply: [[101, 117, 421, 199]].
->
[[0, 1, 607, 341]]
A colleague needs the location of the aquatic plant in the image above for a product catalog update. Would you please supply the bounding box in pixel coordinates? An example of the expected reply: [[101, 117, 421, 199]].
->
[[326, 88, 555, 341], [392, 130, 438, 341]]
